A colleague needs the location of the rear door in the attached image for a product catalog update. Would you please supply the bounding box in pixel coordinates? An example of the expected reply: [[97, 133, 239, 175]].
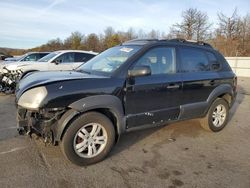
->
[[125, 46, 183, 128], [179, 47, 221, 117]]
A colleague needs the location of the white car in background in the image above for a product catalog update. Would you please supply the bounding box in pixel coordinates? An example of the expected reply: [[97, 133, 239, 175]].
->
[[4, 52, 50, 62], [4, 50, 98, 77], [0, 52, 49, 73]]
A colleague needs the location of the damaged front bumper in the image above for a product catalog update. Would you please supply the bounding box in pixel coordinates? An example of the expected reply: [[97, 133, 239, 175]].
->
[[17, 107, 66, 145]]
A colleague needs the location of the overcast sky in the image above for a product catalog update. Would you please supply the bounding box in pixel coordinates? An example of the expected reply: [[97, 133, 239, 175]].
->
[[0, 0, 249, 49]]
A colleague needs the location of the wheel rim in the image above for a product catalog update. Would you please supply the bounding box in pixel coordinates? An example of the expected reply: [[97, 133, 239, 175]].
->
[[212, 104, 227, 127], [73, 123, 108, 158]]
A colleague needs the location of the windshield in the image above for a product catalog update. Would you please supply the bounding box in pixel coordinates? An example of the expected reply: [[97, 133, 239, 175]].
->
[[38, 52, 60, 62], [16, 53, 29, 61], [77, 45, 141, 75]]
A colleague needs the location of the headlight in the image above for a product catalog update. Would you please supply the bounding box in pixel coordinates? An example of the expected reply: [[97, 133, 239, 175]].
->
[[18, 86, 48, 110], [3, 68, 8, 74]]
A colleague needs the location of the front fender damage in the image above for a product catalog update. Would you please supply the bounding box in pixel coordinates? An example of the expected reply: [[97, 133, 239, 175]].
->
[[17, 107, 66, 145]]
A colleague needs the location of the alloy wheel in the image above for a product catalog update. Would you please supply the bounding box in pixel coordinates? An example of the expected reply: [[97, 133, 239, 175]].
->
[[73, 123, 107, 158], [212, 104, 227, 127]]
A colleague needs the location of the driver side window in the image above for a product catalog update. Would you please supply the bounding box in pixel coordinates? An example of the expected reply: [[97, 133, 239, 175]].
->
[[54, 52, 74, 63], [133, 47, 176, 75]]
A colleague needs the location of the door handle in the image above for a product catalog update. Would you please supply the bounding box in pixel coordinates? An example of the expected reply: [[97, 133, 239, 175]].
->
[[167, 84, 180, 89]]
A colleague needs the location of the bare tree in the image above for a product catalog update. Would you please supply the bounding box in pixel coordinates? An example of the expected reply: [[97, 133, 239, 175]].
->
[[170, 8, 211, 41], [212, 8, 250, 56], [147, 29, 160, 39], [217, 8, 241, 39], [239, 14, 250, 52], [195, 11, 211, 40]]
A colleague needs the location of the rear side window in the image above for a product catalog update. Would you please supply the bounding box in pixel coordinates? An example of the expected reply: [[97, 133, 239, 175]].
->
[[75, 53, 95, 62], [34, 54, 42, 61], [180, 48, 210, 72]]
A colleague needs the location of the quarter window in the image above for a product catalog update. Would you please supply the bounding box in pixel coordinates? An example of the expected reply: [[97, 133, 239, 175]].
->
[[206, 52, 217, 62], [133, 47, 176, 75], [75, 53, 95, 62], [180, 48, 210, 72]]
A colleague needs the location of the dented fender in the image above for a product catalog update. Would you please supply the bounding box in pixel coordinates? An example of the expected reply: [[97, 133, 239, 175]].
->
[[53, 95, 126, 142]]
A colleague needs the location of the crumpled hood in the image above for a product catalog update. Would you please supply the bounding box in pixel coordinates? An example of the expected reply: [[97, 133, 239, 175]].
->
[[16, 70, 107, 96], [0, 61, 15, 73]]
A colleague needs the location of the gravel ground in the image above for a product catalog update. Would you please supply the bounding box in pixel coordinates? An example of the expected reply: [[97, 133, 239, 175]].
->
[[0, 77, 250, 188]]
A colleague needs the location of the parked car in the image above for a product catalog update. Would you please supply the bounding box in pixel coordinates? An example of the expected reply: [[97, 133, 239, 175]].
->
[[0, 50, 98, 94], [0, 67, 22, 93], [4, 50, 97, 78], [0, 54, 13, 61], [16, 39, 237, 166], [3, 56, 20, 62], [0, 52, 49, 75], [4, 52, 49, 62]]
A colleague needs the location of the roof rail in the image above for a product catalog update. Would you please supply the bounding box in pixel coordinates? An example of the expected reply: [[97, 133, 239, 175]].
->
[[122, 39, 159, 45], [126, 39, 159, 42], [168, 38, 213, 48]]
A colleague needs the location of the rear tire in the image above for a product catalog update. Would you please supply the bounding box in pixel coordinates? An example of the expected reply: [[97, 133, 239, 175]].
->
[[60, 112, 115, 166], [200, 98, 229, 132]]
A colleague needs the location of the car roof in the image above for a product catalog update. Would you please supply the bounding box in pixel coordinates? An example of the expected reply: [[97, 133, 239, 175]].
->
[[54, 50, 98, 55], [122, 38, 214, 50], [25, 52, 50, 54]]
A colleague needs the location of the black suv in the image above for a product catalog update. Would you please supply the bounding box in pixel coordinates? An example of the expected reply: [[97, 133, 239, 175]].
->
[[16, 39, 237, 165]]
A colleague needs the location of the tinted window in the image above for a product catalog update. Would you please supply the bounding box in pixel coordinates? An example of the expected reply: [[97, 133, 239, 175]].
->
[[134, 47, 176, 75], [180, 48, 210, 72], [39, 53, 49, 59], [22, 54, 38, 61], [75, 53, 95, 62], [55, 52, 74, 63]]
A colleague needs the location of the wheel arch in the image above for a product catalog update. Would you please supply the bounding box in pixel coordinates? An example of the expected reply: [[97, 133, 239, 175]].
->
[[207, 84, 234, 104], [205, 83, 234, 114], [218, 93, 232, 106], [53, 95, 125, 144]]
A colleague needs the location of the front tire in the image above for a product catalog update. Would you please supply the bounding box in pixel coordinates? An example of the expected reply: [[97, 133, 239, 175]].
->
[[61, 112, 115, 166], [200, 98, 229, 132]]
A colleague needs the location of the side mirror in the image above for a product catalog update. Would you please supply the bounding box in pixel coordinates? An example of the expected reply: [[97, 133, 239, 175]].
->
[[128, 66, 151, 78], [52, 59, 60, 65]]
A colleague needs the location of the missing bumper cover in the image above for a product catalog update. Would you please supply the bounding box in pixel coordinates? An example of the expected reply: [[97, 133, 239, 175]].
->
[[17, 107, 66, 144]]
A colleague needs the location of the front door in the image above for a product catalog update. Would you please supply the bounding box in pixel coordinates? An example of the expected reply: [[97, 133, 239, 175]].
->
[[125, 47, 183, 128]]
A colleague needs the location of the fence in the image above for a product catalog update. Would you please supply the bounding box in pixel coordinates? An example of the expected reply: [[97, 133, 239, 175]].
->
[[226, 57, 250, 77]]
